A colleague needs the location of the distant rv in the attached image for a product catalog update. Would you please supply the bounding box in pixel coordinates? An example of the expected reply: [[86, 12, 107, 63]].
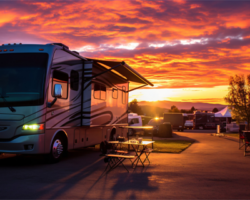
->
[[193, 111, 228, 130], [0, 43, 153, 162]]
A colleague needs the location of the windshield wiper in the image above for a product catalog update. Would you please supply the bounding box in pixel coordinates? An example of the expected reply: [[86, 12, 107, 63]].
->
[[0, 95, 16, 112]]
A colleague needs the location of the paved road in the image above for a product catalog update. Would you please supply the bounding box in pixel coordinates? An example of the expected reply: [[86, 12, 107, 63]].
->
[[0, 132, 250, 199]]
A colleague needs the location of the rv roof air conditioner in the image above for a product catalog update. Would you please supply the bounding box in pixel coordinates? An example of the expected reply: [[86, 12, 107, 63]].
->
[[72, 51, 80, 55], [48, 43, 69, 49]]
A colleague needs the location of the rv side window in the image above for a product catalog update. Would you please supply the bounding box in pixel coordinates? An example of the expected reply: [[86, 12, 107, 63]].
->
[[112, 88, 118, 99], [70, 70, 79, 91], [122, 86, 126, 104], [94, 83, 106, 100], [52, 70, 68, 99], [100, 85, 106, 100]]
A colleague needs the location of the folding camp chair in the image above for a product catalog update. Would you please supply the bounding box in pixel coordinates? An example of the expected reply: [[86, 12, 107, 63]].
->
[[239, 124, 246, 149], [142, 148, 153, 164], [243, 132, 250, 156], [104, 154, 135, 173]]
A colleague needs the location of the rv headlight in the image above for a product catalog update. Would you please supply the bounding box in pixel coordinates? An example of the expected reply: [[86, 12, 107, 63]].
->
[[22, 124, 44, 131]]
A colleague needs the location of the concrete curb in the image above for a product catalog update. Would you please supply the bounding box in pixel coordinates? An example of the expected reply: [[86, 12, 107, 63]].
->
[[211, 133, 239, 142]]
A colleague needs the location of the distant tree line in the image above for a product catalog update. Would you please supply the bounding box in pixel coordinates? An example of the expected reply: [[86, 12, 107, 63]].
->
[[128, 99, 220, 116], [169, 105, 196, 113], [128, 99, 166, 117]]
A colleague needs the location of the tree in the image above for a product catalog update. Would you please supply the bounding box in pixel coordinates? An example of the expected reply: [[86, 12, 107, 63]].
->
[[129, 99, 143, 115], [212, 108, 219, 113], [190, 106, 196, 113], [224, 74, 250, 130], [181, 109, 187, 113], [171, 105, 177, 110], [170, 105, 180, 113]]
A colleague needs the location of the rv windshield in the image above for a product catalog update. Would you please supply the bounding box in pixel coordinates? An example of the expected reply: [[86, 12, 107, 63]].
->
[[0, 53, 48, 107]]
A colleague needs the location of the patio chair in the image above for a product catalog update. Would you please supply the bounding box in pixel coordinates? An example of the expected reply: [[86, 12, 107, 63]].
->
[[243, 132, 250, 156]]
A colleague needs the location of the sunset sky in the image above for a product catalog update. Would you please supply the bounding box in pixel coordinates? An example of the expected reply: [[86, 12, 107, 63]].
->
[[1, 0, 250, 105]]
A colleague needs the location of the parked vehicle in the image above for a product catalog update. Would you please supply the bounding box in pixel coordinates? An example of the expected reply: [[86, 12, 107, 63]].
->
[[128, 113, 143, 135], [163, 113, 184, 131], [0, 43, 153, 162], [193, 112, 215, 130], [145, 117, 164, 135], [194, 111, 229, 130], [220, 122, 227, 132], [226, 122, 239, 133], [184, 120, 193, 129], [141, 116, 153, 126]]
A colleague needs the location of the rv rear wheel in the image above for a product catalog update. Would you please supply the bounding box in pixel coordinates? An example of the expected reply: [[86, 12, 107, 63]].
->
[[48, 135, 65, 163]]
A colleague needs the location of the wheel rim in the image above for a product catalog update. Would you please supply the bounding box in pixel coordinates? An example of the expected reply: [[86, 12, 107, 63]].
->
[[52, 139, 63, 159]]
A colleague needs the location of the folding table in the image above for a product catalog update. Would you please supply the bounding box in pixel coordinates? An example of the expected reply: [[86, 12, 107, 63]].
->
[[122, 141, 154, 168], [119, 125, 154, 148]]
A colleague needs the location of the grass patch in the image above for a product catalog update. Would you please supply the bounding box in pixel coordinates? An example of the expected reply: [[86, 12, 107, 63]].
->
[[143, 139, 193, 153], [95, 139, 194, 153], [224, 133, 239, 138]]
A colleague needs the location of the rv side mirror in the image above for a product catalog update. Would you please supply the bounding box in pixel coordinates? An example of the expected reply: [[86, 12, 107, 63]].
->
[[54, 84, 62, 98], [47, 84, 62, 108]]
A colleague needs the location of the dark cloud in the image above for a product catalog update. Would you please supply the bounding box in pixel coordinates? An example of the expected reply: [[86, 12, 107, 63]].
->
[[1, 0, 250, 91]]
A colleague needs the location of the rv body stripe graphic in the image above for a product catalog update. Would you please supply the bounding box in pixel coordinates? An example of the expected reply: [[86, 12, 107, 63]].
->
[[45, 98, 90, 114], [61, 111, 113, 127], [51, 109, 82, 128], [69, 105, 107, 120], [114, 117, 128, 124], [46, 103, 82, 121], [112, 111, 128, 124], [46, 103, 81, 114]]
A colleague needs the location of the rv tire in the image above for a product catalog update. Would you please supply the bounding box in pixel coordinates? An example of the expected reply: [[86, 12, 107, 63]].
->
[[48, 134, 66, 163]]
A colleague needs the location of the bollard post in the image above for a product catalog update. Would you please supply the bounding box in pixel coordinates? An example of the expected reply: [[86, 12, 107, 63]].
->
[[217, 125, 220, 134]]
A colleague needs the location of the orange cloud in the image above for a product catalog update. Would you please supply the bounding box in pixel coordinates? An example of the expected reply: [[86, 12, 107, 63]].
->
[[1, 0, 250, 104]]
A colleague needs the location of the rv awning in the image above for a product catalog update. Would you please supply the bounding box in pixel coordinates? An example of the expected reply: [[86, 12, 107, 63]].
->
[[87, 58, 154, 91]]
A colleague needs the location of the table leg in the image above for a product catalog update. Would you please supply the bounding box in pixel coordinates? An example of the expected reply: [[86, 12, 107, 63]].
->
[[131, 145, 146, 168]]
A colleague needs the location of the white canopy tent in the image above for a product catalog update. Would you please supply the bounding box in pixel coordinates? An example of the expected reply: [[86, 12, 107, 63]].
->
[[215, 106, 231, 117]]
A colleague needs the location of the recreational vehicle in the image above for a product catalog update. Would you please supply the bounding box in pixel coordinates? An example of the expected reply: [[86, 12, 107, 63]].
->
[[0, 43, 153, 162]]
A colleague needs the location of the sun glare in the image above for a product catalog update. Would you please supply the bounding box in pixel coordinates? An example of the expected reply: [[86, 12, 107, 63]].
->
[[129, 88, 174, 102], [129, 86, 228, 104]]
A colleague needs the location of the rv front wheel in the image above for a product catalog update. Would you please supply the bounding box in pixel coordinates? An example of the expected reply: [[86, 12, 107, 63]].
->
[[49, 135, 65, 163]]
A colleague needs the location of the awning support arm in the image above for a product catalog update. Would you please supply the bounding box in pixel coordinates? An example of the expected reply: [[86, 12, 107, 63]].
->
[[128, 84, 147, 92], [85, 61, 125, 81]]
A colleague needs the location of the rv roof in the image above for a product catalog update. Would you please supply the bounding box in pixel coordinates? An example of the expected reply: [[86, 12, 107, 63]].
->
[[88, 58, 154, 90]]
